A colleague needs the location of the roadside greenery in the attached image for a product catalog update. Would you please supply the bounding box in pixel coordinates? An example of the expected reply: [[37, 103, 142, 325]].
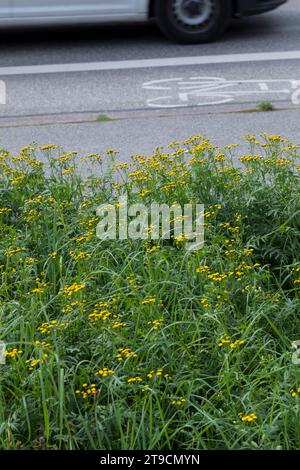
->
[[1, 133, 300, 450]]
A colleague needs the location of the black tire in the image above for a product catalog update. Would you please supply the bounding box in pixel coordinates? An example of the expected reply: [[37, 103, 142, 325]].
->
[[154, 0, 232, 44]]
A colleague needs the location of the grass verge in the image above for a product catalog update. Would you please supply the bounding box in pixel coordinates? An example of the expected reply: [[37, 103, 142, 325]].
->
[[0, 134, 300, 450]]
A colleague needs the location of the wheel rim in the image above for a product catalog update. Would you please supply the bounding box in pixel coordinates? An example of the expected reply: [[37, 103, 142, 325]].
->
[[172, 0, 215, 30]]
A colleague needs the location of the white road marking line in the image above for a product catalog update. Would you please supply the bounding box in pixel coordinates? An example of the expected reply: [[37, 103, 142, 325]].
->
[[0, 80, 6, 104], [1, 50, 300, 76]]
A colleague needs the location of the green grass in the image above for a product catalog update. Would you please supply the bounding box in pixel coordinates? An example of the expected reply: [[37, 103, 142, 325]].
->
[[95, 115, 113, 123], [256, 101, 275, 112], [240, 102, 275, 114], [0, 135, 300, 450]]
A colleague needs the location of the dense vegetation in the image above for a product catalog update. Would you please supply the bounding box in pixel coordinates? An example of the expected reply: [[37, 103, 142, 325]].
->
[[1, 134, 300, 450]]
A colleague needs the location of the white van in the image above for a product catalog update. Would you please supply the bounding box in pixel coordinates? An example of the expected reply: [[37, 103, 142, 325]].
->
[[0, 1, 287, 44]]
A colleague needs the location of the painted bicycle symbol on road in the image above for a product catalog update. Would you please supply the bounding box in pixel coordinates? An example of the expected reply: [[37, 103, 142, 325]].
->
[[142, 77, 300, 108]]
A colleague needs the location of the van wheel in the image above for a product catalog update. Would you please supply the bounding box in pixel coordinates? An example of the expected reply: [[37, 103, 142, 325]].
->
[[154, 0, 232, 44]]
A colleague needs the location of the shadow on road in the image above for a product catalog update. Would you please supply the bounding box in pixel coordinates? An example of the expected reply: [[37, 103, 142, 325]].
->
[[0, 15, 287, 51]]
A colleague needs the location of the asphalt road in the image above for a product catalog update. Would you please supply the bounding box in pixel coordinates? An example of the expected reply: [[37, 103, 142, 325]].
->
[[0, 0, 300, 160]]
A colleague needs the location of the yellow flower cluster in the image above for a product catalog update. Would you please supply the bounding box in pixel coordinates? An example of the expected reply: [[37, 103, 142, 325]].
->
[[111, 321, 127, 329], [198, 260, 259, 284], [106, 149, 119, 156], [25, 194, 55, 206], [75, 231, 94, 245], [292, 267, 300, 286], [61, 283, 85, 296], [127, 377, 143, 384], [19, 145, 35, 154], [5, 348, 23, 358], [95, 368, 114, 378], [126, 274, 139, 288], [26, 353, 49, 371], [0, 208, 12, 214], [218, 336, 245, 349], [239, 155, 263, 163], [255, 292, 281, 303], [69, 251, 92, 261], [88, 309, 112, 324], [113, 162, 129, 170], [23, 208, 39, 223], [204, 210, 216, 218], [34, 340, 51, 349], [239, 412, 257, 423], [171, 398, 187, 407], [228, 261, 260, 281], [243, 248, 254, 257], [219, 222, 240, 234], [95, 301, 110, 308], [208, 272, 228, 282], [215, 153, 226, 162], [264, 158, 292, 167], [58, 153, 72, 164], [267, 135, 282, 142], [117, 348, 137, 362], [128, 170, 148, 182], [80, 199, 93, 209], [62, 300, 86, 314], [146, 369, 169, 380], [144, 242, 161, 254], [174, 234, 189, 246], [78, 216, 99, 230], [30, 286, 46, 295], [196, 265, 210, 274], [11, 175, 26, 186], [29, 275, 47, 295], [142, 296, 163, 306], [38, 320, 68, 335], [189, 157, 205, 165], [200, 297, 210, 309], [161, 182, 176, 192], [147, 319, 163, 331], [4, 247, 24, 257], [39, 144, 56, 151], [139, 189, 150, 197], [81, 153, 102, 163], [76, 384, 98, 399], [290, 387, 300, 397]]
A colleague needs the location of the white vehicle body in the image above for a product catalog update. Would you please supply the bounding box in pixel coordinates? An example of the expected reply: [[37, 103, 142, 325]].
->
[[0, 1, 149, 24]]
